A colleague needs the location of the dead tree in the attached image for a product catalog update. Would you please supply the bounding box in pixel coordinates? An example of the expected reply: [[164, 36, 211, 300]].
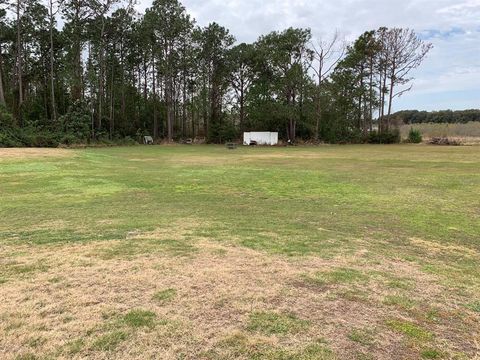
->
[[310, 31, 345, 141]]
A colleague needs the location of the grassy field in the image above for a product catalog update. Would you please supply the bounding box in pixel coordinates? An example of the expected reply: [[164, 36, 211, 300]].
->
[[400, 122, 480, 144], [0, 145, 479, 360]]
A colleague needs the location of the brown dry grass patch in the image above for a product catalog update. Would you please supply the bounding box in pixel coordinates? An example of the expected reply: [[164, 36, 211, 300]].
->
[[0, 148, 75, 160], [1, 233, 478, 359]]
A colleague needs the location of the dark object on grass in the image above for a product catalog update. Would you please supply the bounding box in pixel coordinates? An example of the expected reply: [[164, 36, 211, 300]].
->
[[226, 142, 237, 149], [249, 140, 257, 146]]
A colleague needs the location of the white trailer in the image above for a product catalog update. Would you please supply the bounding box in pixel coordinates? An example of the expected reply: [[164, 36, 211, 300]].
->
[[243, 132, 278, 146]]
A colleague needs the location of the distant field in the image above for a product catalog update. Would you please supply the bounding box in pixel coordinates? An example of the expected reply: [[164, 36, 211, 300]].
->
[[1, 145, 479, 359], [400, 121, 480, 144]]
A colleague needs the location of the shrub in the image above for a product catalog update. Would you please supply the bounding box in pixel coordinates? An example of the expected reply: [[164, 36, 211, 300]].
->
[[0, 105, 15, 129], [60, 133, 79, 146], [367, 129, 400, 144], [117, 136, 138, 146], [408, 128, 422, 143], [60, 101, 91, 142], [0, 127, 60, 147], [0, 130, 22, 147]]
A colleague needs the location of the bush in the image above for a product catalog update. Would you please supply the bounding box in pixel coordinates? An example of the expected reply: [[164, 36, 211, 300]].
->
[[367, 129, 400, 144], [0, 105, 15, 130], [18, 128, 61, 147], [60, 101, 91, 142], [0, 130, 23, 147], [60, 133, 79, 146], [408, 128, 422, 143], [0, 127, 60, 147], [117, 136, 138, 146], [29, 131, 60, 147]]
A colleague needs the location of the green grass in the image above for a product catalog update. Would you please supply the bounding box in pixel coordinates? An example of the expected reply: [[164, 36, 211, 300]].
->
[[207, 333, 334, 360], [305, 268, 367, 287], [247, 311, 310, 335], [15, 354, 37, 360], [382, 294, 416, 310], [386, 319, 432, 341], [1, 145, 479, 359], [387, 278, 414, 290], [421, 348, 442, 359], [64, 339, 84, 355], [122, 309, 156, 328], [1, 145, 479, 255], [347, 328, 375, 346], [153, 288, 177, 303], [92, 330, 129, 351], [466, 301, 480, 313]]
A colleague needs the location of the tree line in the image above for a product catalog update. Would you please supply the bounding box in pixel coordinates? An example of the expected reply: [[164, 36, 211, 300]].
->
[[0, 0, 433, 146], [391, 109, 480, 125]]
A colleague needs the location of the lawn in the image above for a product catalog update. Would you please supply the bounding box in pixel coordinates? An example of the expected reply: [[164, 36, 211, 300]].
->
[[0, 145, 479, 359]]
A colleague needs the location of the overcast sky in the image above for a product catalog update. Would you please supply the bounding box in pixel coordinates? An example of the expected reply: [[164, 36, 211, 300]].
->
[[137, 0, 479, 112]]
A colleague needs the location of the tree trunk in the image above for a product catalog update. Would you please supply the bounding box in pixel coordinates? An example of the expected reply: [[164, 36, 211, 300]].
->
[[379, 66, 387, 132], [368, 56, 373, 132], [358, 65, 364, 131], [314, 58, 323, 141], [49, 0, 57, 122], [166, 77, 173, 142], [239, 77, 245, 133], [98, 19, 106, 132], [16, 0, 23, 123], [0, 45, 6, 106], [109, 54, 115, 139], [72, 4, 82, 101], [152, 51, 158, 139], [120, 41, 126, 123], [143, 58, 147, 104], [386, 62, 396, 131], [182, 69, 187, 138]]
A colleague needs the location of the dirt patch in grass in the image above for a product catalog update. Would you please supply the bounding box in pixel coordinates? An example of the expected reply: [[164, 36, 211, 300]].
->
[[0, 148, 74, 160], [0, 237, 478, 359]]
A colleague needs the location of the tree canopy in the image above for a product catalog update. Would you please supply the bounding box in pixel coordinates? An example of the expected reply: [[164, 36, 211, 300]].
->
[[0, 0, 437, 145]]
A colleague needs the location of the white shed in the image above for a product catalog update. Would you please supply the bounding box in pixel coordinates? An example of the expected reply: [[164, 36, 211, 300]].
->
[[243, 132, 278, 146]]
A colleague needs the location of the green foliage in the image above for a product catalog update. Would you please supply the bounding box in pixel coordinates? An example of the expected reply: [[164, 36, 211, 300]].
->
[[408, 128, 423, 143], [0, 130, 22, 147], [393, 109, 480, 124], [0, 105, 15, 129], [1, 9, 434, 145], [0, 127, 61, 148], [209, 119, 239, 143], [367, 129, 400, 144], [60, 101, 91, 143]]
